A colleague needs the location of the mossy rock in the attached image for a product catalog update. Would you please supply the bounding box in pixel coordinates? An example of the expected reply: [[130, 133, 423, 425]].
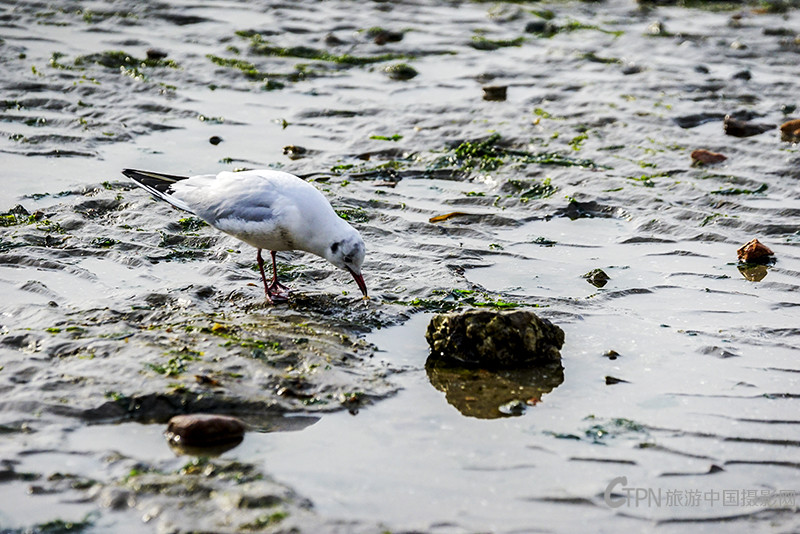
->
[[425, 309, 564, 368]]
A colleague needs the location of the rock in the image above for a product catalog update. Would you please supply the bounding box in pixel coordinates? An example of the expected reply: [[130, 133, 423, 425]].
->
[[737, 238, 774, 264], [209, 136, 222, 145], [780, 119, 800, 142], [383, 63, 418, 81], [674, 113, 725, 129], [605, 376, 629, 385], [525, 20, 558, 36], [691, 149, 727, 164], [583, 268, 610, 288], [482, 85, 507, 102], [146, 48, 168, 61], [166, 414, 246, 448], [369, 29, 403, 45], [282, 145, 307, 159], [425, 309, 564, 367], [723, 115, 773, 137]]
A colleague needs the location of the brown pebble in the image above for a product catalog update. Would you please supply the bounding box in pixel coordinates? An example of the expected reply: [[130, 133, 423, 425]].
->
[[736, 238, 774, 263], [166, 414, 245, 447], [691, 149, 727, 164], [482, 85, 507, 102], [780, 119, 800, 141]]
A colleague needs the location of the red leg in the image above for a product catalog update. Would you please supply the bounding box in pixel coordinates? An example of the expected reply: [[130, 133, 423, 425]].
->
[[256, 249, 274, 304], [259, 250, 290, 302]]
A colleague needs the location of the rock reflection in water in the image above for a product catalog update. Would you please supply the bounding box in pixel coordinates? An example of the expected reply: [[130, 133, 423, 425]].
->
[[425, 358, 564, 419], [738, 263, 769, 282]]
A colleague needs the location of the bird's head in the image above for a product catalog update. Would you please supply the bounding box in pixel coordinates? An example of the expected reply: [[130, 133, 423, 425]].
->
[[325, 233, 368, 298]]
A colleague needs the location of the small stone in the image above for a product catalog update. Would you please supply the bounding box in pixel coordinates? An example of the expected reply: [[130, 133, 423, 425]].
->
[[282, 145, 307, 159], [605, 376, 629, 385], [732, 69, 751, 81], [737, 238, 774, 264], [425, 309, 564, 368], [166, 414, 246, 447], [723, 115, 773, 137], [498, 399, 527, 416], [525, 20, 558, 36], [146, 48, 168, 61], [370, 29, 403, 45], [482, 85, 507, 102], [209, 136, 222, 145], [691, 149, 727, 164], [603, 350, 620, 360], [780, 119, 800, 142], [583, 268, 610, 288], [383, 63, 418, 81]]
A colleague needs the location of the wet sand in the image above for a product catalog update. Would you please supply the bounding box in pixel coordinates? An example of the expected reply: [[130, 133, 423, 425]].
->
[[1, 0, 799, 532]]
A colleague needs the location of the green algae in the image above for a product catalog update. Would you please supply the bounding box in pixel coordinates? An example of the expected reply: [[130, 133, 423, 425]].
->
[[470, 36, 525, 50], [711, 183, 768, 195], [335, 207, 369, 223], [436, 133, 604, 174], [394, 288, 534, 312]]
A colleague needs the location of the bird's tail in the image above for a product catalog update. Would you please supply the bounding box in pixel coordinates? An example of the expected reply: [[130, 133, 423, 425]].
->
[[122, 168, 194, 213]]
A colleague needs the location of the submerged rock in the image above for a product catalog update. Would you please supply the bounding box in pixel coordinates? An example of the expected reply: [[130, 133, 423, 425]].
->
[[166, 414, 246, 448], [425, 309, 564, 367]]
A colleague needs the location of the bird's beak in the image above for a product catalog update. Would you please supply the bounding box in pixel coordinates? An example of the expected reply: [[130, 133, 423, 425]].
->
[[346, 267, 369, 299]]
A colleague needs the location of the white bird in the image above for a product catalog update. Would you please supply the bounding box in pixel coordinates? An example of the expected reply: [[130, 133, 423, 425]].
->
[[122, 168, 368, 304]]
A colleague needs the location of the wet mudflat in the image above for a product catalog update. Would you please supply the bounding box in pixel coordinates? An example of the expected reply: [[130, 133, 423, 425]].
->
[[1, 0, 799, 532]]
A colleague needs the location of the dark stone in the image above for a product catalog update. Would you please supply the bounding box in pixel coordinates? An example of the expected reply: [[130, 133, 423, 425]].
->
[[146, 48, 168, 61], [673, 112, 725, 129], [166, 414, 246, 447], [723, 115, 773, 137], [605, 376, 629, 385], [583, 268, 610, 288], [732, 69, 751, 81], [425, 309, 564, 368], [209, 136, 222, 145], [525, 20, 558, 36], [482, 85, 507, 102]]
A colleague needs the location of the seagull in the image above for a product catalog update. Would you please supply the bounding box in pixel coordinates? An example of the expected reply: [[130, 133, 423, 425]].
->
[[122, 168, 368, 304]]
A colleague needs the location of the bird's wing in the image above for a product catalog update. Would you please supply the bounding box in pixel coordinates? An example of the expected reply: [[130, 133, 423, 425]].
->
[[122, 168, 195, 213]]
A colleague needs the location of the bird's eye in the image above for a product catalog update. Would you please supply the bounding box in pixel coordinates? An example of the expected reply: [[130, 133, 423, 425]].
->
[[330, 242, 339, 254]]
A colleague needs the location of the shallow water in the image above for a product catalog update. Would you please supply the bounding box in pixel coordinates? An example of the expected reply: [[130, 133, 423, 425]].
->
[[1, 0, 799, 532]]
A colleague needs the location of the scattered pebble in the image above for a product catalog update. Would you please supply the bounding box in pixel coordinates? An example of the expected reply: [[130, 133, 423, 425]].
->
[[383, 63, 418, 81], [723, 115, 773, 137], [482, 85, 507, 102], [605, 376, 629, 385], [780, 119, 800, 141], [737, 238, 774, 264], [283, 145, 307, 159], [583, 268, 610, 288], [603, 350, 620, 360], [146, 48, 168, 61], [166, 414, 246, 447], [691, 149, 727, 164], [209, 136, 222, 145]]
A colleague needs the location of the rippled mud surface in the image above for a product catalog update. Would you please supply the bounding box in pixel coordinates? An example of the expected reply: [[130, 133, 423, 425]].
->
[[1, 0, 799, 532]]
